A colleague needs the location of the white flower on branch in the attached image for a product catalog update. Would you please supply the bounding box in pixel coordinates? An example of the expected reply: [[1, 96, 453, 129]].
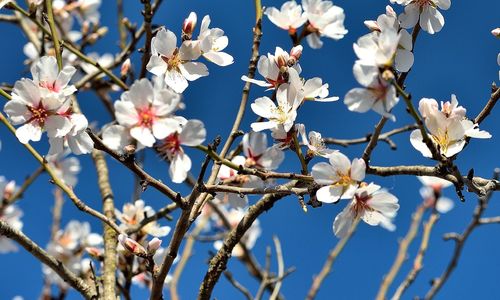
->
[[312, 152, 366, 203], [410, 95, 491, 158], [80, 52, 114, 78], [31, 56, 77, 97], [48, 221, 103, 257], [344, 64, 399, 120], [264, 1, 307, 34], [0, 204, 23, 254], [302, 0, 348, 49], [47, 151, 81, 187], [289, 68, 339, 102], [364, 5, 414, 72], [147, 28, 209, 93], [251, 83, 303, 132], [183, 14, 234, 67], [115, 200, 171, 237], [242, 46, 303, 89], [392, 0, 451, 34], [157, 118, 207, 183], [418, 176, 454, 213], [299, 126, 336, 157], [113, 78, 181, 148], [333, 183, 399, 238]]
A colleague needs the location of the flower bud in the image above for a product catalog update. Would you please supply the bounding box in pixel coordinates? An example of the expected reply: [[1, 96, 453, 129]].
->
[[121, 58, 132, 77], [385, 5, 396, 18], [3, 180, 16, 199], [182, 12, 197, 39], [277, 55, 288, 70], [492, 28, 500, 38], [118, 234, 147, 256], [85, 247, 103, 258], [289, 45, 303, 62], [147, 237, 162, 254], [364, 20, 380, 32]]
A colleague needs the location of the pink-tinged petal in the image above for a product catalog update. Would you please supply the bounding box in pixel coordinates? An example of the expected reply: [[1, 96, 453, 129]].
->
[[16, 122, 42, 143], [317, 185, 343, 203], [67, 132, 94, 155], [115, 100, 138, 127], [243, 132, 267, 157], [203, 51, 234, 66], [251, 97, 276, 119], [418, 176, 453, 189], [344, 88, 377, 113], [130, 126, 155, 147], [410, 129, 433, 158], [436, 197, 454, 214], [45, 115, 72, 138], [12, 79, 41, 107], [153, 28, 177, 57], [250, 121, 277, 132], [31, 56, 58, 85], [311, 162, 336, 185], [152, 118, 181, 140], [259, 147, 284, 170], [328, 152, 351, 174], [333, 204, 355, 238], [169, 152, 191, 183], [146, 55, 168, 77], [367, 192, 399, 218], [180, 119, 206, 146], [179, 62, 209, 81], [164, 70, 188, 93], [241, 75, 272, 88], [350, 158, 366, 182], [4, 100, 31, 124]]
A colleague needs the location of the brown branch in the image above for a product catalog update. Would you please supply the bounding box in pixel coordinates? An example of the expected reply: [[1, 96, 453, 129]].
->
[[91, 150, 118, 300], [50, 188, 64, 240], [424, 170, 499, 299], [305, 217, 360, 300], [203, 183, 309, 196], [270, 235, 285, 300], [223, 270, 253, 300], [139, 0, 153, 79], [392, 211, 439, 300], [197, 181, 296, 300], [1, 166, 44, 209], [88, 129, 185, 208], [376, 204, 427, 300], [0, 220, 96, 299], [478, 216, 500, 225], [474, 84, 500, 125]]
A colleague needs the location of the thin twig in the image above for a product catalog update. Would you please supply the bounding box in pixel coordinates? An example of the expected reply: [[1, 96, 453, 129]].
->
[[223, 270, 253, 300], [1, 166, 44, 209], [270, 236, 285, 300]]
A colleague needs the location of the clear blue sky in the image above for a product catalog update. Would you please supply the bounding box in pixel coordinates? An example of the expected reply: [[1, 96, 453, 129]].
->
[[1, 0, 499, 299]]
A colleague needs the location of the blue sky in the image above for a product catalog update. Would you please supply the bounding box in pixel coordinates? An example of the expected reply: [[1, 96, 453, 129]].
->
[[1, 0, 500, 299]]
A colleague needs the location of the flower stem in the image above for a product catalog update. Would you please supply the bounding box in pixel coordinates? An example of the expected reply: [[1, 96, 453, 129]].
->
[[45, 0, 63, 71], [292, 131, 308, 175]]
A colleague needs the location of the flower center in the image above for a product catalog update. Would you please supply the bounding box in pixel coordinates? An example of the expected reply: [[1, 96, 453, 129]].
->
[[27, 103, 49, 125], [159, 133, 182, 159], [245, 149, 263, 168], [351, 192, 373, 217], [335, 172, 353, 186], [162, 50, 182, 71], [413, 0, 435, 8], [38, 81, 60, 92], [431, 129, 450, 154], [138, 108, 156, 128], [270, 106, 289, 124]]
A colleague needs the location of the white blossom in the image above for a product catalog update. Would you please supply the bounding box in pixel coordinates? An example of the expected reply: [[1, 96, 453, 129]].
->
[[302, 0, 347, 49], [312, 152, 366, 203], [251, 83, 302, 132], [157, 118, 207, 183], [147, 28, 208, 93], [30, 56, 77, 97], [393, 0, 451, 34], [299, 127, 336, 157], [264, 1, 307, 33], [344, 64, 399, 120], [333, 183, 399, 238], [47, 151, 81, 186], [115, 200, 171, 237], [0, 204, 23, 254], [418, 176, 454, 214]]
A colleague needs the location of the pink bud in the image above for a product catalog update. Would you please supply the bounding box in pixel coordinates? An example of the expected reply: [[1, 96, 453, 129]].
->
[[290, 45, 303, 61], [492, 28, 500, 38], [121, 58, 132, 77], [118, 234, 147, 256], [385, 5, 396, 18], [147, 237, 162, 254], [183, 12, 197, 36], [3, 180, 16, 199], [364, 20, 380, 32], [85, 247, 103, 258]]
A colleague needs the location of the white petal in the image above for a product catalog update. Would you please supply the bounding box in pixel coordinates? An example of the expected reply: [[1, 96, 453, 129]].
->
[[317, 185, 343, 203], [333, 204, 355, 238], [203, 51, 234, 66], [410, 129, 433, 158], [130, 126, 156, 147], [344, 88, 377, 113], [16, 122, 42, 143], [180, 119, 206, 146], [179, 62, 209, 81], [169, 153, 191, 183], [311, 162, 336, 185], [436, 197, 454, 214], [152, 118, 181, 140]]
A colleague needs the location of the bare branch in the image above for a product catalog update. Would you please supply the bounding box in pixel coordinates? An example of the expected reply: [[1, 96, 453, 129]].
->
[[326, 124, 417, 149], [223, 270, 253, 300]]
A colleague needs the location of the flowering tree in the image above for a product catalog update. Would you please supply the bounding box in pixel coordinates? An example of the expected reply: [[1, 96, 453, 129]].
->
[[0, 0, 499, 299]]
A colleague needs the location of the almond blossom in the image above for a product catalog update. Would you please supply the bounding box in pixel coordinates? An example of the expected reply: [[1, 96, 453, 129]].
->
[[288, 68, 339, 102], [242, 46, 302, 89], [4, 79, 72, 144], [311, 152, 366, 203], [47, 151, 81, 187], [115, 200, 171, 237], [302, 0, 348, 49], [184, 14, 234, 67], [264, 1, 307, 34], [410, 95, 490, 158], [333, 183, 399, 238], [0, 203, 23, 254], [250, 83, 302, 132], [30, 56, 77, 97], [299, 127, 336, 157], [364, 6, 414, 72], [147, 28, 209, 93], [344, 64, 399, 120], [418, 176, 454, 213], [392, 0, 451, 34], [157, 118, 207, 183], [113, 78, 181, 148]]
